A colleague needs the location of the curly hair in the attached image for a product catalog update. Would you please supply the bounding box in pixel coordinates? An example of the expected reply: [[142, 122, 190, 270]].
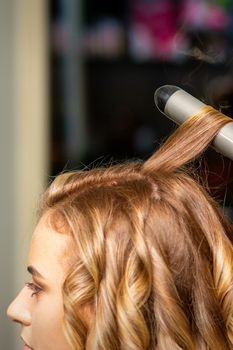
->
[[39, 106, 233, 350]]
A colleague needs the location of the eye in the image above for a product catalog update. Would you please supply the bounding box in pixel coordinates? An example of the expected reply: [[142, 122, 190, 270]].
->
[[25, 282, 43, 297]]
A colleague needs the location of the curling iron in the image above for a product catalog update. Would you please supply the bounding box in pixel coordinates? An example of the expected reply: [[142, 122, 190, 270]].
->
[[154, 85, 233, 161]]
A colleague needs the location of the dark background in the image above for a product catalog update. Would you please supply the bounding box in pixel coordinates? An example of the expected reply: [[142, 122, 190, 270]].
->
[[49, 0, 233, 214]]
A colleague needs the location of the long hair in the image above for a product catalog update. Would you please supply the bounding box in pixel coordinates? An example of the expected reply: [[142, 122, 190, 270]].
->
[[39, 106, 233, 349]]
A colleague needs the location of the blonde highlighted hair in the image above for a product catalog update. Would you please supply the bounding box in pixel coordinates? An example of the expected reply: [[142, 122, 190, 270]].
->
[[40, 106, 233, 349]]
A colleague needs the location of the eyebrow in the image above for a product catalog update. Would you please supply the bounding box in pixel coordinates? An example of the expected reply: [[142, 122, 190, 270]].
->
[[27, 265, 45, 279]]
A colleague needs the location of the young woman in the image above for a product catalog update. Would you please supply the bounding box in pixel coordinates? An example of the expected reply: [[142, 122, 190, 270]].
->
[[7, 106, 233, 350]]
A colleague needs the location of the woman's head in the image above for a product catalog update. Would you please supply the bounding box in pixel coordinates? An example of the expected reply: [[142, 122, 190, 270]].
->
[[8, 107, 233, 349]]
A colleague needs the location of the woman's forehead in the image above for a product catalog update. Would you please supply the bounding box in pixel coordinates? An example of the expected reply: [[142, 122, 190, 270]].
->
[[28, 214, 71, 282]]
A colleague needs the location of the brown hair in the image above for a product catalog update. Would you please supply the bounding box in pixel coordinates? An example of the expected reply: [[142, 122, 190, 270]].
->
[[40, 106, 233, 349]]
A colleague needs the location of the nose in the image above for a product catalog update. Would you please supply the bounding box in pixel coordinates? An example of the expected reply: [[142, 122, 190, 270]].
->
[[7, 288, 31, 326]]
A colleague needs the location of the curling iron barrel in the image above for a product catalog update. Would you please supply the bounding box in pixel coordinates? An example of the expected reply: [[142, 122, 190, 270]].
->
[[154, 85, 233, 161]]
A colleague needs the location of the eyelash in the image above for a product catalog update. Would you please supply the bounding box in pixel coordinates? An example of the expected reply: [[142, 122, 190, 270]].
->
[[25, 282, 43, 297]]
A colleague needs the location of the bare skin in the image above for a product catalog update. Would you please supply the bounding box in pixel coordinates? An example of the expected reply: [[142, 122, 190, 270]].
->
[[7, 213, 71, 350]]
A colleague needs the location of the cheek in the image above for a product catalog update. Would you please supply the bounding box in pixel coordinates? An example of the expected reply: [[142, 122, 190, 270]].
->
[[32, 292, 69, 350]]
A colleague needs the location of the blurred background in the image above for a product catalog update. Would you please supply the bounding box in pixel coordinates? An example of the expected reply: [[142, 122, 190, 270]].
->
[[1, 0, 233, 348]]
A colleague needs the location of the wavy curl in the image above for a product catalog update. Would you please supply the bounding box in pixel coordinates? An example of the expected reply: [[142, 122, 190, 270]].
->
[[39, 106, 233, 349]]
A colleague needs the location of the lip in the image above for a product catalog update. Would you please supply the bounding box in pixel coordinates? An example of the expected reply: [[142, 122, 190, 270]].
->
[[23, 345, 33, 350], [21, 336, 33, 350]]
